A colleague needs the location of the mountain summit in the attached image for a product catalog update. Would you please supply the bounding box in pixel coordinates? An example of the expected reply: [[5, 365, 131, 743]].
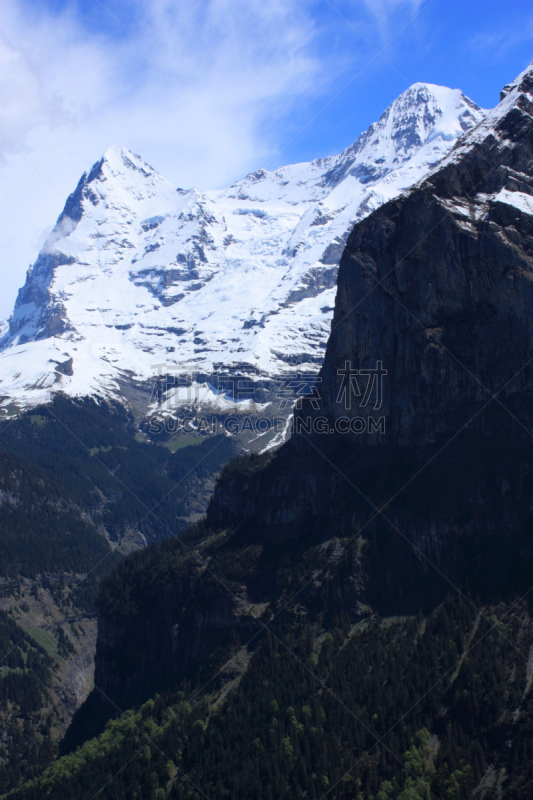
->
[[0, 84, 484, 419]]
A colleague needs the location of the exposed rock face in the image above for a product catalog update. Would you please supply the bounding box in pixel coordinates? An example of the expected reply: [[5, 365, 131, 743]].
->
[[282, 62, 533, 600], [75, 65, 533, 742], [209, 61, 533, 602]]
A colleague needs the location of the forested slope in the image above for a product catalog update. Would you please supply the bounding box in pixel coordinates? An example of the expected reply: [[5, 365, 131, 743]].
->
[[0, 396, 240, 792], [8, 594, 533, 799]]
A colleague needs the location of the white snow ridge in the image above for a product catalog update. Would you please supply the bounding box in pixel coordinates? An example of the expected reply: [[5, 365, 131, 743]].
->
[[0, 84, 485, 421]]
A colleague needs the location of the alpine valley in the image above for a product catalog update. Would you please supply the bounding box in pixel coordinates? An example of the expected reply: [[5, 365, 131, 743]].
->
[[3, 62, 533, 800]]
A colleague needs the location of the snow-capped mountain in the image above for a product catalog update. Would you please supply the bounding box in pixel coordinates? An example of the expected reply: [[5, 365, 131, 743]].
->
[[0, 83, 484, 420]]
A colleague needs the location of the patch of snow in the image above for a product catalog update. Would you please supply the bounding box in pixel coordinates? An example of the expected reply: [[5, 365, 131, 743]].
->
[[493, 189, 533, 216]]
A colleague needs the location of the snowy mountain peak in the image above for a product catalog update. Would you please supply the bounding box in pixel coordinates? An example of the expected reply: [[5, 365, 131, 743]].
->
[[0, 81, 486, 418], [220, 84, 484, 207], [62, 144, 174, 222], [97, 145, 166, 185], [324, 83, 483, 188], [102, 143, 137, 162]]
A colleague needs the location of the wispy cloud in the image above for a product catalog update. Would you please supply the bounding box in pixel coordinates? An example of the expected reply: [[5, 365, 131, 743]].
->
[[0, 0, 330, 182], [468, 14, 533, 60], [358, 0, 424, 42]]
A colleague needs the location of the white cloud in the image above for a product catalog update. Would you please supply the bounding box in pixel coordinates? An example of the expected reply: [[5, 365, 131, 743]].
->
[[40, 215, 77, 256]]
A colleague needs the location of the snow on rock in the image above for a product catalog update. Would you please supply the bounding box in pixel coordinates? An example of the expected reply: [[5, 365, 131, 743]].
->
[[0, 85, 485, 417]]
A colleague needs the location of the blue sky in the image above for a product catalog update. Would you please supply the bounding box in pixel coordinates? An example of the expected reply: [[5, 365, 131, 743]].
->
[[277, 0, 533, 164], [1, 0, 533, 317]]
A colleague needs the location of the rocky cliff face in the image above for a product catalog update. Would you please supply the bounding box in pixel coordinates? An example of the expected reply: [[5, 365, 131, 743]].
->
[[76, 64, 533, 741], [209, 61, 533, 598], [314, 64, 533, 449], [282, 61, 533, 600]]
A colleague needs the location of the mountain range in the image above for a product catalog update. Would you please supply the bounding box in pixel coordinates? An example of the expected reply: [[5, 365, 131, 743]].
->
[[0, 83, 484, 430], [4, 61, 533, 800]]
